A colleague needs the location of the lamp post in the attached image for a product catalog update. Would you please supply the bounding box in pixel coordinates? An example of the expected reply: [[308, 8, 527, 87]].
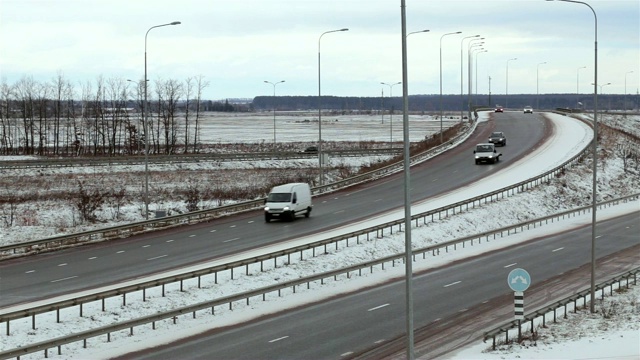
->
[[624, 71, 634, 110], [439, 31, 461, 143], [592, 82, 610, 111], [577, 65, 587, 108], [381, 81, 401, 146], [537, 62, 547, 110], [264, 80, 285, 152], [318, 28, 348, 186], [505, 57, 517, 109], [460, 35, 480, 121], [144, 21, 181, 220], [548, 0, 598, 313], [468, 47, 484, 111], [475, 50, 487, 104], [467, 41, 484, 119]]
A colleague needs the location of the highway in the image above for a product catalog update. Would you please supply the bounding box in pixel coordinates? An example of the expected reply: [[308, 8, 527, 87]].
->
[[0, 112, 549, 308], [123, 211, 640, 359]]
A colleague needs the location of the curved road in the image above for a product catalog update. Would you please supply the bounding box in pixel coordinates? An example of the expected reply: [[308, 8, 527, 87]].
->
[[1, 112, 550, 308]]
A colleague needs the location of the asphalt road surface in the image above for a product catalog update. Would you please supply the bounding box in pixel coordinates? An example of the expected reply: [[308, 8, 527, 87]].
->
[[1, 112, 549, 308]]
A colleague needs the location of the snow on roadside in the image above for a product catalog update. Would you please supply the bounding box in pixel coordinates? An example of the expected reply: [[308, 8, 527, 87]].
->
[[2, 113, 639, 359]]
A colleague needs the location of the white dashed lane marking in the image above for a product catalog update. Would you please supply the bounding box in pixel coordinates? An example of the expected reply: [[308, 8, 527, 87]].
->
[[51, 276, 78, 283], [552, 247, 564, 252], [443, 281, 461, 287], [25, 270, 35, 274], [504, 263, 517, 268], [147, 255, 168, 261], [368, 303, 390, 312], [268, 336, 289, 343], [223, 238, 240, 243]]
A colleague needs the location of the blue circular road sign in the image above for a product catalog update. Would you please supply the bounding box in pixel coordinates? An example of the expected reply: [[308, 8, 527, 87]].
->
[[508, 268, 531, 292]]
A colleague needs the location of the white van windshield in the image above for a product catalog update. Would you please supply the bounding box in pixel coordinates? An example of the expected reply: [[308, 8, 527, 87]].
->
[[267, 193, 291, 202], [476, 145, 493, 152]]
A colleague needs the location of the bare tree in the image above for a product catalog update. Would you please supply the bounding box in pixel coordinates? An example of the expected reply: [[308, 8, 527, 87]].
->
[[183, 77, 194, 153], [0, 80, 15, 154], [193, 75, 210, 153], [14, 76, 38, 155]]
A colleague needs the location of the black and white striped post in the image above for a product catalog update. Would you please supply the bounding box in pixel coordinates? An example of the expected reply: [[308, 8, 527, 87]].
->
[[508, 268, 531, 342]]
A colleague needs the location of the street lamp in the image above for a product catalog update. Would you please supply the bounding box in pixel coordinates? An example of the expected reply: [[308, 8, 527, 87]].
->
[[264, 80, 285, 152], [624, 71, 634, 110], [468, 47, 485, 111], [547, 0, 599, 314], [143, 21, 181, 220], [475, 50, 487, 103], [460, 35, 481, 121], [537, 62, 547, 110], [439, 31, 461, 143], [505, 57, 517, 109], [467, 40, 484, 119], [577, 65, 587, 108], [592, 82, 610, 111], [381, 81, 401, 146], [318, 28, 348, 187]]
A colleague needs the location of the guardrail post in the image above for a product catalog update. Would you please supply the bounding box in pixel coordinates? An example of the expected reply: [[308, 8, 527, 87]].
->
[[32, 314, 36, 330], [80, 303, 83, 317], [5, 321, 9, 336]]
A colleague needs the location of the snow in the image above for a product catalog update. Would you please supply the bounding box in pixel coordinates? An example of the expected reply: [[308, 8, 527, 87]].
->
[[1, 111, 639, 359]]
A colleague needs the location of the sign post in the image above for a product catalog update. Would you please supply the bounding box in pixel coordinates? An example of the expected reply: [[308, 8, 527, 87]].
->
[[508, 268, 531, 341]]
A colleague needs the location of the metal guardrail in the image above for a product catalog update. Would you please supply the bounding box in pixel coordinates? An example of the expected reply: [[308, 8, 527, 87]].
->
[[0, 148, 402, 169], [0, 122, 473, 259], [1, 194, 637, 359], [483, 268, 640, 350]]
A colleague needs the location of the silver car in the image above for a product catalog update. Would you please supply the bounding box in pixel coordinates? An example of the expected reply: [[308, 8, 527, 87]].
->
[[524, 106, 533, 114]]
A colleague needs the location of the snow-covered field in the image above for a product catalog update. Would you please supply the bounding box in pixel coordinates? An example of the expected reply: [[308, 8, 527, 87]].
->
[[1, 111, 639, 359]]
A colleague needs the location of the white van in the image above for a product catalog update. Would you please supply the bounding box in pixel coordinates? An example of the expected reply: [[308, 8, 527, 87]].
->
[[264, 183, 312, 222]]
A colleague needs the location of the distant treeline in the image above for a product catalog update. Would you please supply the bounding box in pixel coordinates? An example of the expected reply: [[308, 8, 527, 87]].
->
[[252, 93, 639, 112]]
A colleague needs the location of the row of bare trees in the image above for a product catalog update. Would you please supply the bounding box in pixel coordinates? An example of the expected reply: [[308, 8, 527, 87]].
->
[[0, 73, 210, 156]]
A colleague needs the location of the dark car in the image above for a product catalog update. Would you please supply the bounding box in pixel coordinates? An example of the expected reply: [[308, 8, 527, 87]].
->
[[303, 146, 318, 153], [494, 106, 504, 113], [488, 131, 507, 146]]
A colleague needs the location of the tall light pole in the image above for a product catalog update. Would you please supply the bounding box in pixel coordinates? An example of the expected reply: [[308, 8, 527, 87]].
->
[[439, 31, 461, 143], [318, 28, 348, 186], [537, 62, 547, 110], [548, 0, 598, 314], [505, 57, 517, 109], [264, 80, 285, 152], [592, 82, 610, 111], [144, 21, 181, 220], [467, 41, 484, 119], [460, 35, 480, 121], [395, 23, 431, 360], [577, 66, 587, 109], [475, 50, 487, 104], [624, 70, 634, 110], [381, 81, 401, 146]]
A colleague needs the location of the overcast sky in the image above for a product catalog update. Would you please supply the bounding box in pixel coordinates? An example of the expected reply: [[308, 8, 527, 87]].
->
[[1, 0, 638, 100]]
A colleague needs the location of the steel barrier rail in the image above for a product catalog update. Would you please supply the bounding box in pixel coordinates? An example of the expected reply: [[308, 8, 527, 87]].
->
[[1, 198, 638, 359], [2, 193, 636, 334], [0, 122, 474, 259], [0, 148, 402, 170], [483, 268, 639, 350]]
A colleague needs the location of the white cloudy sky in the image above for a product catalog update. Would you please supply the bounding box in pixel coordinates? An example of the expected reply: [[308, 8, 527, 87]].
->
[[1, 0, 638, 99]]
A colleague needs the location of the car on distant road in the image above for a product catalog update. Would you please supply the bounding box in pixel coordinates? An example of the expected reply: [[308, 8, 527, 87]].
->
[[524, 106, 533, 114], [303, 146, 318, 153], [488, 131, 507, 146], [494, 106, 504, 113]]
